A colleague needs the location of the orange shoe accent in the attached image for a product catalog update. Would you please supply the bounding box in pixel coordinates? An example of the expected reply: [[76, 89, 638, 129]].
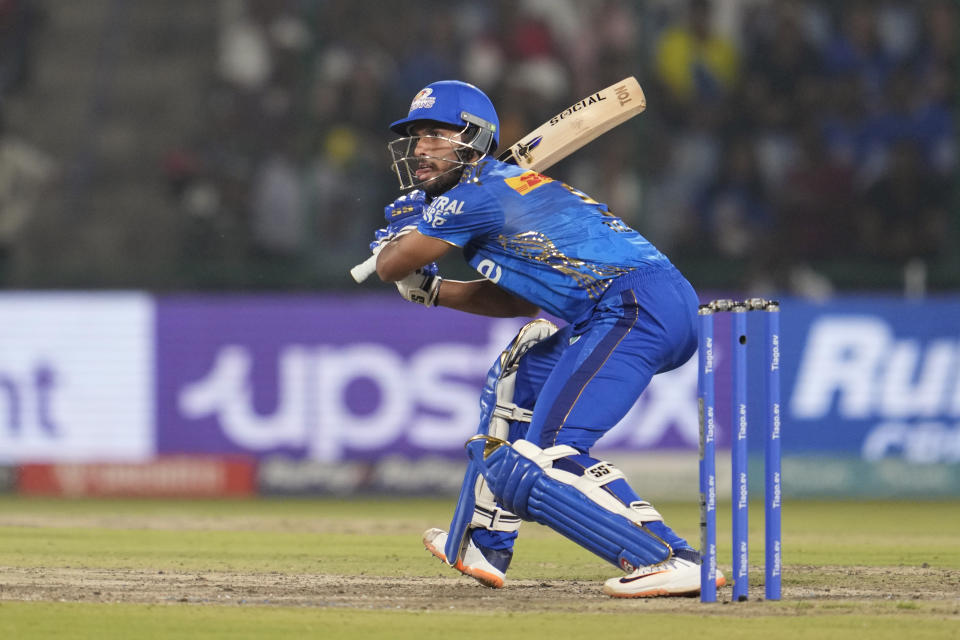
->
[[454, 559, 504, 589], [606, 586, 679, 598], [424, 539, 448, 563], [424, 535, 505, 588]]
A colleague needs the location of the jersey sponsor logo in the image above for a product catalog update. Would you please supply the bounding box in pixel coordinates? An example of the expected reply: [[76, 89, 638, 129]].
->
[[423, 196, 465, 226], [505, 171, 553, 195]]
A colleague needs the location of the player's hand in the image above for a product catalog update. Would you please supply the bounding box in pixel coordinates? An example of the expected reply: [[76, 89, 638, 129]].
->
[[368, 225, 409, 253], [396, 269, 441, 307], [368, 228, 439, 276], [384, 189, 426, 228], [369, 189, 426, 254]]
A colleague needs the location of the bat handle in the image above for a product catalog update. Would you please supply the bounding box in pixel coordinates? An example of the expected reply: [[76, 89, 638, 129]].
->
[[350, 253, 378, 283]]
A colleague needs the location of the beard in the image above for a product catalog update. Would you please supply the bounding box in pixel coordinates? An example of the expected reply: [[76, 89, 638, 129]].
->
[[418, 165, 466, 198]]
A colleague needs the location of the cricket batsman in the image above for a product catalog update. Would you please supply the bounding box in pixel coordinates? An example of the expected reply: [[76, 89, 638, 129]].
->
[[366, 80, 725, 597]]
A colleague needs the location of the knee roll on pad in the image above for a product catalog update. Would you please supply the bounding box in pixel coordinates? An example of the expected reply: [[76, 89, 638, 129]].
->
[[445, 319, 558, 565], [477, 439, 672, 572], [478, 318, 558, 443]]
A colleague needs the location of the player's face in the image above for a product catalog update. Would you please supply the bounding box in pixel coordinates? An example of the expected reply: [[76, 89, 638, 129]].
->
[[410, 123, 464, 185], [388, 122, 477, 195]]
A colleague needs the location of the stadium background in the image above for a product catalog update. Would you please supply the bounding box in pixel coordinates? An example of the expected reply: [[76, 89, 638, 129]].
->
[[0, 0, 958, 501]]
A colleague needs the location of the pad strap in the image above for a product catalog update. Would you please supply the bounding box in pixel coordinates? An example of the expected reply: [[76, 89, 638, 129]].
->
[[472, 439, 672, 572], [493, 404, 533, 423], [470, 475, 522, 532]]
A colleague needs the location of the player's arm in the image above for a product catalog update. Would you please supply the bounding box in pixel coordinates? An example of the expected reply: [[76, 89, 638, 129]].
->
[[376, 230, 451, 282], [436, 279, 540, 318], [377, 228, 539, 318]]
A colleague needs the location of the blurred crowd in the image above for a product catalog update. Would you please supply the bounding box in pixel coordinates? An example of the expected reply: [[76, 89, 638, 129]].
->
[[2, 0, 957, 293], [166, 0, 668, 288], [0, 0, 50, 284], [165, 0, 956, 294], [644, 0, 957, 294]]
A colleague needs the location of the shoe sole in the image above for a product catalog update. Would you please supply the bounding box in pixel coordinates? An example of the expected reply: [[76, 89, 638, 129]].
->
[[423, 538, 504, 589], [603, 575, 727, 599]]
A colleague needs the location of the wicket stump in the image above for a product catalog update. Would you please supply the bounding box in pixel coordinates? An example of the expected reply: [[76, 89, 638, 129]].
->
[[698, 298, 781, 602]]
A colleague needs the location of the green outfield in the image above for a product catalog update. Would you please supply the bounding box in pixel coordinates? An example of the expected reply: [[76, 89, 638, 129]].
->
[[0, 496, 957, 639]]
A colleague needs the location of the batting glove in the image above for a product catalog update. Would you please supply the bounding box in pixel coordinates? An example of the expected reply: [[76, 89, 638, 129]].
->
[[384, 189, 426, 227], [396, 269, 441, 307], [369, 189, 428, 253], [369, 224, 413, 253]]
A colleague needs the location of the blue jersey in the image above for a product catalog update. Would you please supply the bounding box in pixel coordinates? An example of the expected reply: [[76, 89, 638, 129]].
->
[[417, 159, 673, 322]]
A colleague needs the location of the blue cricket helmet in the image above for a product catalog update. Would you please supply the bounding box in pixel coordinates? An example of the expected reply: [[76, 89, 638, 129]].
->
[[390, 80, 500, 154]]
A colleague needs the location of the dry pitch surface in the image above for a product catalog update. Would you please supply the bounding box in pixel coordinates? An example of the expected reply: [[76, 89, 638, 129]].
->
[[1, 565, 958, 616], [1, 500, 958, 619]]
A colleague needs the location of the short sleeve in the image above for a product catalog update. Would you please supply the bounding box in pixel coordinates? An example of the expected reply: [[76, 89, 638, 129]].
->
[[417, 184, 503, 248]]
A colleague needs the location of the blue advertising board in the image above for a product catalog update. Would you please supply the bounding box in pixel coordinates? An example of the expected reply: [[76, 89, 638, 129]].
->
[[777, 296, 960, 464]]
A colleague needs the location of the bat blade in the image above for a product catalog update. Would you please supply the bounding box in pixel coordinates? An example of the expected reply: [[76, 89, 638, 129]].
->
[[352, 77, 646, 283], [498, 76, 645, 171]]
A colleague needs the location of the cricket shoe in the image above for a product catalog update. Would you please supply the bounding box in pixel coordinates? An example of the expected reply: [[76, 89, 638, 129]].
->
[[422, 528, 512, 589], [602, 549, 726, 598]]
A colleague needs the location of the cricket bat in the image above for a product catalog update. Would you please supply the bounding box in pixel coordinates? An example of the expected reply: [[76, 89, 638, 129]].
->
[[350, 76, 646, 283]]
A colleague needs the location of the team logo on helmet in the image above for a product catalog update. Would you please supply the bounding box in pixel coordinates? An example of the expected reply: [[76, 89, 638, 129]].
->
[[409, 88, 436, 112]]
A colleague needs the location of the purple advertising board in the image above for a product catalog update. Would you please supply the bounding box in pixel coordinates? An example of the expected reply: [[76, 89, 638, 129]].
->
[[155, 294, 702, 462], [156, 294, 536, 461]]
